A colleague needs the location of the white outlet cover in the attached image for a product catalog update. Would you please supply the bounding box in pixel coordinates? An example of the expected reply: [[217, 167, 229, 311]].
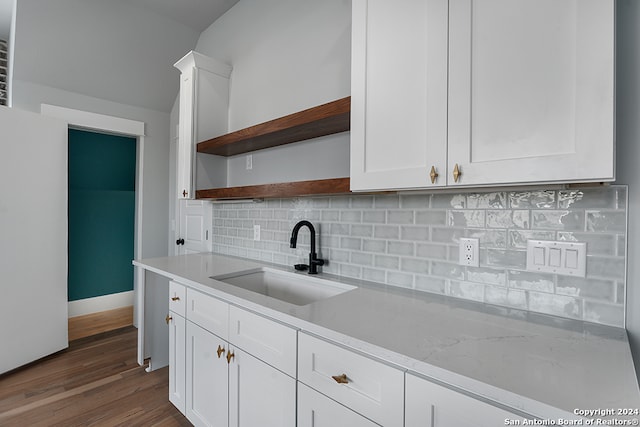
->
[[459, 237, 479, 267], [253, 224, 260, 241]]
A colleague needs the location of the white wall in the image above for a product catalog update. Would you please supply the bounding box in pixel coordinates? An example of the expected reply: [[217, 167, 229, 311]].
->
[[195, 0, 351, 129], [616, 0, 640, 381], [13, 80, 170, 262]]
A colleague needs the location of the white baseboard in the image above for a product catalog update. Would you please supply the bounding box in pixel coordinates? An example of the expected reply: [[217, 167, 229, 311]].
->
[[68, 291, 135, 318]]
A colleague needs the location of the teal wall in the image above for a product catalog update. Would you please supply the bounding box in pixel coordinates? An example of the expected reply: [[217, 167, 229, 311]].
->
[[68, 129, 136, 301]]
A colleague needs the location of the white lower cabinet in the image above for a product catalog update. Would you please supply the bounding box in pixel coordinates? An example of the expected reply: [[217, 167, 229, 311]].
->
[[298, 382, 379, 427], [405, 373, 523, 426], [167, 282, 296, 427]]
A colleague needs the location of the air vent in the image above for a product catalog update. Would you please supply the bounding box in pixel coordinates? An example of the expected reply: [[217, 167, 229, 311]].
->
[[0, 39, 7, 106]]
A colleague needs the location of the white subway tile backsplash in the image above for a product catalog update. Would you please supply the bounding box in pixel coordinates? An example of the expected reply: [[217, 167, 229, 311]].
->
[[466, 192, 507, 209], [388, 241, 414, 256], [586, 211, 626, 233], [210, 186, 627, 327], [509, 190, 556, 209]]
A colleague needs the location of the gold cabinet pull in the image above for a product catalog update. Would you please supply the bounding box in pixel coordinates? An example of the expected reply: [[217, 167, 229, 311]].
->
[[165, 314, 172, 325], [453, 164, 461, 182], [216, 345, 225, 358], [226, 350, 235, 364], [171, 296, 180, 301], [331, 374, 349, 384], [429, 166, 439, 184]]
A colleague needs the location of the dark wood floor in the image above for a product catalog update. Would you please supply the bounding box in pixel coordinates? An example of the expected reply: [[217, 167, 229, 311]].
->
[[0, 326, 191, 427]]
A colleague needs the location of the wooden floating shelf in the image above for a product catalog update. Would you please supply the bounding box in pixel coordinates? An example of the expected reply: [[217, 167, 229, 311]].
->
[[196, 177, 351, 200], [197, 96, 351, 157]]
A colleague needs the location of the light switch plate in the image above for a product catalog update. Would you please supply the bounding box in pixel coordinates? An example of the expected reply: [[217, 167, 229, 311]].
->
[[526, 240, 587, 277]]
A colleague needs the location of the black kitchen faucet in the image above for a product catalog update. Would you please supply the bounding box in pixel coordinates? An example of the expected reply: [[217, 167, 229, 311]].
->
[[289, 220, 325, 274]]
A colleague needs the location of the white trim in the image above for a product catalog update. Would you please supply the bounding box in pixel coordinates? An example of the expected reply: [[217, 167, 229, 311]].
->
[[40, 104, 145, 136], [68, 291, 135, 318], [38, 104, 146, 330]]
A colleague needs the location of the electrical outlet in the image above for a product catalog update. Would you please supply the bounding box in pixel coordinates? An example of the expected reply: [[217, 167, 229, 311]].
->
[[246, 154, 253, 170], [459, 238, 479, 267], [253, 224, 261, 241]]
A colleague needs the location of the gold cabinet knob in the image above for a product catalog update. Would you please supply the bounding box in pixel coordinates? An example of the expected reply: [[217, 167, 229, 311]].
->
[[226, 350, 235, 364], [171, 296, 180, 301], [429, 166, 439, 184], [331, 374, 349, 384], [453, 164, 462, 182], [216, 344, 225, 358], [165, 314, 172, 325]]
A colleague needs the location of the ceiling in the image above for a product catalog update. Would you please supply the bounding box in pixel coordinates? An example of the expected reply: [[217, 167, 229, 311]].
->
[[10, 0, 240, 112], [125, 0, 239, 33]]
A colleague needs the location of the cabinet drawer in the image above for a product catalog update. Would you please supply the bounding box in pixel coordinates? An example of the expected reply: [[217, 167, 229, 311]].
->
[[405, 373, 524, 426], [298, 333, 404, 427], [298, 382, 380, 427], [186, 288, 229, 340], [229, 306, 297, 378], [169, 281, 187, 317]]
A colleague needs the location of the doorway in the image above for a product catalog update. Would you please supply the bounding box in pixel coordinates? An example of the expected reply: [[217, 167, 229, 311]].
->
[[68, 129, 136, 306]]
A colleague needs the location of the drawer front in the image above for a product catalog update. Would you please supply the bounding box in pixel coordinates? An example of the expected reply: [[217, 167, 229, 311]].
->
[[186, 288, 229, 340], [405, 373, 524, 427], [298, 382, 380, 427], [228, 306, 297, 378], [298, 333, 404, 427], [169, 281, 187, 317]]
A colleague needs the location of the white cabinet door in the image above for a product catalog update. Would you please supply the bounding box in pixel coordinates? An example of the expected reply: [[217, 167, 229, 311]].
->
[[228, 347, 296, 427], [448, 0, 615, 186], [298, 383, 380, 427], [168, 312, 186, 414], [177, 199, 212, 255], [350, 0, 448, 191], [405, 373, 523, 427], [186, 322, 229, 427], [176, 65, 196, 200]]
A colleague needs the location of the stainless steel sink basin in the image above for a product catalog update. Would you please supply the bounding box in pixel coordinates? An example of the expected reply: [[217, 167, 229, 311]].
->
[[211, 267, 355, 306]]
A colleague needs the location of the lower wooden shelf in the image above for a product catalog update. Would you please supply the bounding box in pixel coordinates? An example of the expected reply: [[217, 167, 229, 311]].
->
[[195, 177, 351, 200]]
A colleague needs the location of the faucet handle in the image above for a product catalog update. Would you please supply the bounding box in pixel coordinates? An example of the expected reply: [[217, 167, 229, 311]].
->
[[294, 264, 309, 271]]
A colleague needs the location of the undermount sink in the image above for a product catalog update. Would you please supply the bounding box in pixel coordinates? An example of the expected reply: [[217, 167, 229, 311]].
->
[[211, 267, 355, 306]]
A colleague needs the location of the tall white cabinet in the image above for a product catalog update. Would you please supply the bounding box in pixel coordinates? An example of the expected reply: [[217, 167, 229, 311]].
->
[[351, 0, 615, 191], [174, 51, 231, 199]]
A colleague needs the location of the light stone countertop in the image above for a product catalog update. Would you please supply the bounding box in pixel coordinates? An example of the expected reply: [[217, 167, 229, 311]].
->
[[134, 252, 640, 420]]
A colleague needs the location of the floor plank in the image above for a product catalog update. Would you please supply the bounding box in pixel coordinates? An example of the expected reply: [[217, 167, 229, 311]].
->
[[68, 306, 134, 341], [0, 326, 190, 427]]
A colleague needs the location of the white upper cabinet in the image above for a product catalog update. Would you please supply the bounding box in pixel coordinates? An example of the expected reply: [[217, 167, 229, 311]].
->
[[351, 0, 615, 191], [174, 51, 231, 199], [447, 0, 615, 187], [350, 0, 449, 191]]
